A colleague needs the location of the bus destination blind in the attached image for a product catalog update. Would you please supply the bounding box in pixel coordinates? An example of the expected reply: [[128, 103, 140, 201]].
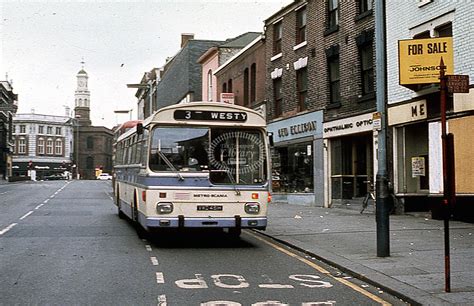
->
[[174, 110, 247, 122]]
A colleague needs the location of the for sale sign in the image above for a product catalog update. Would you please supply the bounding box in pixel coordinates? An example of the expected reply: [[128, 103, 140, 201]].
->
[[398, 37, 453, 85]]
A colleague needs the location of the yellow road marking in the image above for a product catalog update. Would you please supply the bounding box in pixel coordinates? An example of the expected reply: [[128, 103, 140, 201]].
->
[[246, 231, 392, 306]]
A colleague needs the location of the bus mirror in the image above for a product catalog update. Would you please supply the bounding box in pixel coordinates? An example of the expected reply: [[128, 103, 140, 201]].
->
[[268, 132, 274, 147], [136, 123, 144, 135]]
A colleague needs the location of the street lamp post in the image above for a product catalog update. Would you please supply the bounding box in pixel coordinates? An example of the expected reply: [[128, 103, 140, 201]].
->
[[127, 82, 154, 118]]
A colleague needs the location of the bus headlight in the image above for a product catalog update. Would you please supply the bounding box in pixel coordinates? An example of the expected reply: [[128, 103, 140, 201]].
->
[[245, 202, 260, 214], [156, 202, 173, 214]]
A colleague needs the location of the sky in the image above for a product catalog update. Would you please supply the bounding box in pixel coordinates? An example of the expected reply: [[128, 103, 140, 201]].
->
[[0, 0, 291, 128]]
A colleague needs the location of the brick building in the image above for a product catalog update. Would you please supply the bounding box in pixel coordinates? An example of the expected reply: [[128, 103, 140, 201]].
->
[[198, 32, 261, 104], [212, 34, 266, 110], [386, 0, 474, 221], [264, 0, 375, 207]]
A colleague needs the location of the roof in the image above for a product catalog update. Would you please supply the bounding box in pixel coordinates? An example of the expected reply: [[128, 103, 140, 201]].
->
[[77, 69, 88, 75], [220, 32, 262, 48]]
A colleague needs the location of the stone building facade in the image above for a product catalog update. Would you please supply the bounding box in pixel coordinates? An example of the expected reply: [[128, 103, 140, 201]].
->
[[0, 80, 18, 180]]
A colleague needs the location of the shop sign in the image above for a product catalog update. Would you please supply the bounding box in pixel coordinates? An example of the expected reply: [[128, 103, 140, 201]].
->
[[323, 113, 373, 138], [372, 112, 382, 131], [388, 100, 427, 126], [267, 111, 323, 143], [398, 37, 453, 85], [412, 156, 426, 177]]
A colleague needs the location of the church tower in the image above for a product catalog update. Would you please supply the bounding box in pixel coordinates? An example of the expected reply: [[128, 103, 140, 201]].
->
[[74, 63, 92, 126]]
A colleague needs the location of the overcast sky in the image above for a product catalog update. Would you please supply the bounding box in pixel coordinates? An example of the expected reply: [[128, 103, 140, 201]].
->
[[0, 0, 291, 128]]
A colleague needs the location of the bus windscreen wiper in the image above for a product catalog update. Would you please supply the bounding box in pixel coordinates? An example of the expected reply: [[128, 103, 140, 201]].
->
[[158, 150, 184, 181], [210, 169, 241, 196]]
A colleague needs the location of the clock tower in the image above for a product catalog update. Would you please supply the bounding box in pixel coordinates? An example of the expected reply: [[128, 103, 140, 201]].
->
[[74, 63, 91, 126]]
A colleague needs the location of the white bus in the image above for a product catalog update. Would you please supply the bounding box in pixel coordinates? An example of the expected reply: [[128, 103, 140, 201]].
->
[[113, 102, 270, 237]]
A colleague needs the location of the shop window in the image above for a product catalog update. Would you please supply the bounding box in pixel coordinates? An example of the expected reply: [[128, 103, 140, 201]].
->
[[296, 67, 308, 111], [296, 6, 307, 45], [273, 21, 282, 55], [396, 122, 429, 193], [273, 78, 282, 117], [330, 134, 373, 199], [272, 142, 314, 193]]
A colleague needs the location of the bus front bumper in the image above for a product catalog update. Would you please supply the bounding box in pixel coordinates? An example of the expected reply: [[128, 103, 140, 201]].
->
[[145, 216, 267, 230]]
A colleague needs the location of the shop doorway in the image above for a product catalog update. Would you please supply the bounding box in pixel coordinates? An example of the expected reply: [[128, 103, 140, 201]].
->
[[330, 133, 373, 202]]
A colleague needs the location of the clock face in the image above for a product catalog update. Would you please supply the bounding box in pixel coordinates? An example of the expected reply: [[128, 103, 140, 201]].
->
[[79, 80, 85, 87]]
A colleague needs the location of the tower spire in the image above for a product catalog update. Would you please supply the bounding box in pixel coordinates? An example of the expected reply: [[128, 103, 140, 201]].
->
[[80, 58, 85, 69]]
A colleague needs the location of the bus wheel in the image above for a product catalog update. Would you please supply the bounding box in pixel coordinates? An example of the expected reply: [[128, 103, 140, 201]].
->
[[116, 189, 125, 219]]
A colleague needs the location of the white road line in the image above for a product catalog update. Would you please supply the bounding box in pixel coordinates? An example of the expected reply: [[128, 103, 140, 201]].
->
[[43, 199, 49, 204], [50, 195, 55, 199], [0, 223, 18, 235], [157, 294, 167, 306], [0, 192, 7, 195], [145, 245, 152, 252], [156, 272, 165, 284], [151, 257, 159, 266], [35, 204, 44, 210], [19, 211, 34, 220], [258, 284, 294, 289]]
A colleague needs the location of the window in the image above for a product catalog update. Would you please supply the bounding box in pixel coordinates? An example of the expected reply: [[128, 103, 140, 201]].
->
[[46, 138, 53, 155], [55, 139, 63, 155], [296, 7, 307, 44], [38, 126, 44, 134], [18, 137, 27, 154], [56, 127, 62, 135], [272, 143, 314, 193], [86, 157, 94, 169], [250, 63, 256, 104], [38, 137, 45, 155], [87, 136, 94, 149], [435, 22, 452, 37], [20, 125, 26, 134], [273, 21, 282, 55], [244, 68, 249, 106], [12, 138, 16, 154], [228, 79, 233, 93], [327, 0, 339, 30], [297, 67, 308, 111], [222, 82, 227, 94], [207, 70, 213, 101], [359, 42, 374, 95], [273, 78, 283, 117], [328, 54, 340, 104], [359, 0, 373, 14], [47, 126, 53, 135]]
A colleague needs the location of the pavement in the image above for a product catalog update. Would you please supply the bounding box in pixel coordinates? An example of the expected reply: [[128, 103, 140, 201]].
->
[[258, 201, 474, 305]]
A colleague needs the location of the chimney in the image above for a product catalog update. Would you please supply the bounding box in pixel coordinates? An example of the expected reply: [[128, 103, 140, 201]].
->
[[181, 33, 194, 48]]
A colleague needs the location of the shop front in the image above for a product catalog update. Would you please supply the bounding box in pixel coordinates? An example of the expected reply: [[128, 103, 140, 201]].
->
[[267, 111, 324, 206], [11, 160, 72, 181], [389, 91, 474, 221], [323, 113, 376, 208]]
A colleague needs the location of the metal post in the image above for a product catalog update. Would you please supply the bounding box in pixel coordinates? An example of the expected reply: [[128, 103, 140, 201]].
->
[[75, 118, 80, 179], [439, 58, 451, 292], [375, 0, 390, 257]]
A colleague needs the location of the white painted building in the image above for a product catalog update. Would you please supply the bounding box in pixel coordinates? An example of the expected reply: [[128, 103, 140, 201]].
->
[[386, 0, 474, 220], [12, 113, 74, 180]]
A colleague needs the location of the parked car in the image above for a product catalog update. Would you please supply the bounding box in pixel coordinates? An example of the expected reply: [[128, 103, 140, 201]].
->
[[44, 174, 66, 180], [97, 173, 112, 180]]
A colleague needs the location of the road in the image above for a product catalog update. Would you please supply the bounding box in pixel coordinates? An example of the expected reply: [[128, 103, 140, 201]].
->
[[0, 181, 407, 305]]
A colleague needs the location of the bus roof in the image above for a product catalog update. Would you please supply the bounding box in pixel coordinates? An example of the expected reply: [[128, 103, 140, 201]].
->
[[143, 102, 266, 128]]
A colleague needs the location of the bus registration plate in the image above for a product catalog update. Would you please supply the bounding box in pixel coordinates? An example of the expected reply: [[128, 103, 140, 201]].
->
[[197, 205, 223, 211]]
